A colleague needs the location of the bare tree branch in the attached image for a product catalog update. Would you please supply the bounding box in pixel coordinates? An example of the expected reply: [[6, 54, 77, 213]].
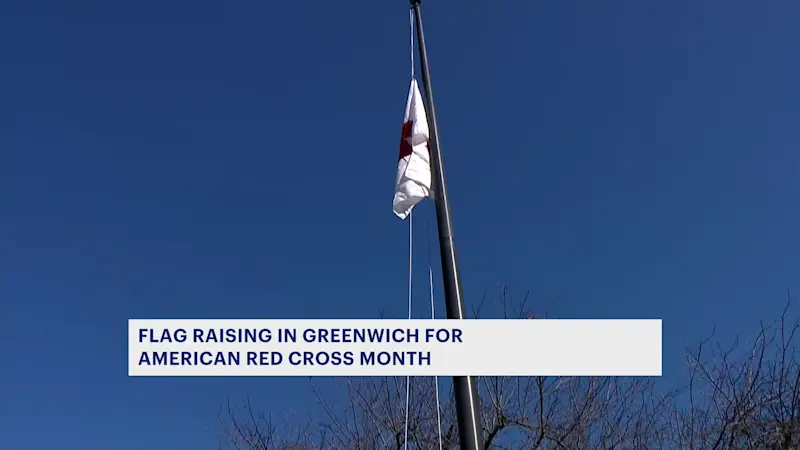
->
[[217, 287, 800, 450]]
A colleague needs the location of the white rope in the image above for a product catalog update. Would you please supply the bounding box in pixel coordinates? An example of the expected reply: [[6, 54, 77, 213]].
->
[[409, 8, 415, 79], [427, 220, 444, 450], [403, 212, 413, 450], [430, 266, 444, 450], [403, 10, 415, 450]]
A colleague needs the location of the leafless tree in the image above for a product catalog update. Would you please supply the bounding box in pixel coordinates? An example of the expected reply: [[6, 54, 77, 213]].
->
[[217, 394, 319, 450], [663, 292, 800, 449], [217, 288, 800, 450]]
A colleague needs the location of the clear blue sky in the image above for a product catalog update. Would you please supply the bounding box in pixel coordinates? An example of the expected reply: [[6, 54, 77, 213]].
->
[[2, 1, 798, 449]]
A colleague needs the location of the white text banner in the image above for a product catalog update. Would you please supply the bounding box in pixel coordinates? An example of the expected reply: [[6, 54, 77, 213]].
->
[[128, 319, 662, 377]]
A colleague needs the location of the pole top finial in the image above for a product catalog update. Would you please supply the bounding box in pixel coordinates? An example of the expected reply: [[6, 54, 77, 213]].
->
[[410, 0, 421, 6]]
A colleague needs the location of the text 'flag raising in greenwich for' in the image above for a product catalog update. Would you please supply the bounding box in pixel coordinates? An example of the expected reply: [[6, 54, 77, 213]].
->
[[129, 2, 663, 449]]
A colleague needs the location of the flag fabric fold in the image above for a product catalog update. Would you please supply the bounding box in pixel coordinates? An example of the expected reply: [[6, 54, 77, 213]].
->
[[392, 78, 432, 219]]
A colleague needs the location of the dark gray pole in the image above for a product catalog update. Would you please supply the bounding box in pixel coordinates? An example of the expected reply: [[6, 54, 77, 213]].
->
[[409, 1, 485, 449]]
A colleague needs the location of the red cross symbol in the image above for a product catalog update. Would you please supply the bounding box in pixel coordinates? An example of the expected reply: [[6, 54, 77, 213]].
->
[[398, 120, 414, 161], [398, 120, 427, 161]]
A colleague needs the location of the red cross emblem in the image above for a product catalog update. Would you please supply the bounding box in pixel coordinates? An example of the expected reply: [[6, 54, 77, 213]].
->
[[398, 120, 427, 161], [398, 120, 414, 161]]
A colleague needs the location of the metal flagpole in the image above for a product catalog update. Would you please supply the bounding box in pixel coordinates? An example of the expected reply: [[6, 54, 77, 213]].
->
[[409, 1, 485, 449]]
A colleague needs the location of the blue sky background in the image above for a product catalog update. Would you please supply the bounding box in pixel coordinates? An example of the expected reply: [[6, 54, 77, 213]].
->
[[2, 1, 799, 449]]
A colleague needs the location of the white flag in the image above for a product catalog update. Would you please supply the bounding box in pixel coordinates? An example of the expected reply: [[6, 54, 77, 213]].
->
[[392, 78, 431, 219]]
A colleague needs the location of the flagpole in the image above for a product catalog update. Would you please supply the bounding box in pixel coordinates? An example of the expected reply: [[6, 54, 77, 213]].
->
[[409, 1, 485, 449]]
